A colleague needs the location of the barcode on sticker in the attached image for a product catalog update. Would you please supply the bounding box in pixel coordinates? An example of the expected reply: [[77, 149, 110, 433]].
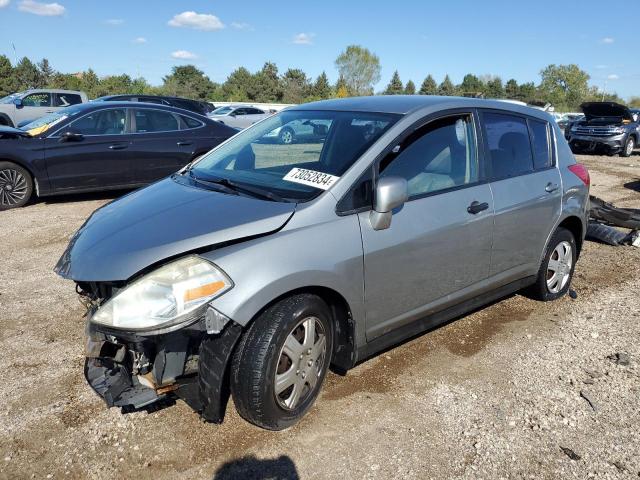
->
[[283, 168, 340, 190]]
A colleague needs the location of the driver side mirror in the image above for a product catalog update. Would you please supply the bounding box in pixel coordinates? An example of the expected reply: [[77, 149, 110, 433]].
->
[[59, 131, 84, 142], [13, 98, 23, 109], [369, 176, 408, 231]]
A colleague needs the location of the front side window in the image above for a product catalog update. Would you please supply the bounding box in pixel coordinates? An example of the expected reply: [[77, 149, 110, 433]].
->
[[22, 92, 52, 107], [55, 93, 82, 107], [528, 119, 552, 169], [380, 114, 478, 198], [190, 110, 399, 201], [133, 109, 179, 133], [483, 112, 534, 179], [68, 109, 127, 135]]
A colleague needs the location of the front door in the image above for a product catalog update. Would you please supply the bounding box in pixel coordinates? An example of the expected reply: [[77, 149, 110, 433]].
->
[[15, 92, 54, 125], [359, 112, 494, 340], [44, 107, 133, 191]]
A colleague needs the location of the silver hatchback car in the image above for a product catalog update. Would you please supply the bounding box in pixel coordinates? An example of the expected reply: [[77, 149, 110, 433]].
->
[[56, 96, 590, 430]]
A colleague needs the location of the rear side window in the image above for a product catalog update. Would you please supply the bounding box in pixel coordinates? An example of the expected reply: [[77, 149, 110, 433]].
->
[[483, 112, 534, 179], [528, 119, 552, 169], [133, 109, 179, 133], [55, 93, 82, 107], [181, 115, 203, 129]]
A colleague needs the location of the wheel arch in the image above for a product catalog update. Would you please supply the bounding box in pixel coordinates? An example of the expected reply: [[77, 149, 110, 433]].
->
[[242, 285, 356, 372], [0, 113, 14, 127], [557, 215, 584, 257], [0, 157, 38, 192]]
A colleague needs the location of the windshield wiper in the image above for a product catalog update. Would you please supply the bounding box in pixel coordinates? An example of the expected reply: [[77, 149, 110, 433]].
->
[[188, 170, 288, 202]]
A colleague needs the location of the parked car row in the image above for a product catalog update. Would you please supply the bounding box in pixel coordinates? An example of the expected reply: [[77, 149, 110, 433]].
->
[[52, 95, 590, 430], [0, 102, 236, 209]]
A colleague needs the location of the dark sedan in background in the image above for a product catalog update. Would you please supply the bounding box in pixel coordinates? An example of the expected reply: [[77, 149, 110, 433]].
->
[[0, 102, 236, 209], [93, 95, 216, 116]]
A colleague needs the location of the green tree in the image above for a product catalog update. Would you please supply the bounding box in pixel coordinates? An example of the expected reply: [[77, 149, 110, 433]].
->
[[250, 62, 282, 102], [222, 67, 253, 101], [384, 70, 404, 95], [161, 65, 214, 99], [281, 68, 311, 104], [37, 58, 55, 86], [539, 64, 590, 110], [438, 74, 456, 96], [97, 74, 134, 96], [14, 57, 42, 89], [334, 75, 349, 98], [419, 74, 437, 95], [334, 45, 381, 96], [311, 71, 331, 99], [629, 96, 640, 108], [505, 78, 519, 99], [459, 74, 482, 96], [404, 80, 416, 95], [484, 77, 504, 98], [0, 55, 15, 96], [80, 69, 100, 98], [517, 82, 538, 104], [49, 72, 82, 91]]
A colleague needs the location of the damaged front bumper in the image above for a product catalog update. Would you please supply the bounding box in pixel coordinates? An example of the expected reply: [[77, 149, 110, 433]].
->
[[568, 133, 625, 154], [84, 307, 242, 422]]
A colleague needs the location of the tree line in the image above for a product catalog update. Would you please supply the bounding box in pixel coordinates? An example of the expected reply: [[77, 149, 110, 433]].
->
[[0, 44, 632, 111]]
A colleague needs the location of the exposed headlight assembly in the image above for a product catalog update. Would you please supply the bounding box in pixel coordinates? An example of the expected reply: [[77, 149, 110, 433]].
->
[[91, 256, 233, 331]]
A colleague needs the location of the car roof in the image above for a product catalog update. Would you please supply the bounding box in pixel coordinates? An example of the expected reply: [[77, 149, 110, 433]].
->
[[25, 89, 84, 95], [68, 101, 209, 116], [292, 95, 553, 120], [101, 94, 198, 102]]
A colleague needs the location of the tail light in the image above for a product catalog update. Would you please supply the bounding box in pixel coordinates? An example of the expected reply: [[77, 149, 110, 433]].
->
[[568, 163, 590, 187]]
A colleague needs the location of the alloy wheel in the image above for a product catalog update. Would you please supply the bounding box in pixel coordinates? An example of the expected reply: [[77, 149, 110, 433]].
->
[[274, 316, 327, 410], [280, 130, 293, 144], [0, 168, 28, 207], [626, 138, 635, 156], [546, 241, 572, 293]]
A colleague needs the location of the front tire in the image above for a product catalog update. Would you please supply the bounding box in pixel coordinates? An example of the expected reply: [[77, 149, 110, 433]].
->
[[230, 294, 332, 430], [621, 136, 635, 157], [0, 162, 33, 210], [279, 127, 295, 145], [527, 227, 576, 301]]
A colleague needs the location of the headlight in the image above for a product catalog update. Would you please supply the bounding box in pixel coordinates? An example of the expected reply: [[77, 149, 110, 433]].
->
[[91, 256, 233, 331], [612, 127, 625, 134]]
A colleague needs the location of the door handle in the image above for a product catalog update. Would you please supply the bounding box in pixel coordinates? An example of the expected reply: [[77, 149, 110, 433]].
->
[[545, 182, 559, 193], [467, 201, 489, 215], [108, 144, 128, 150], [177, 141, 193, 146]]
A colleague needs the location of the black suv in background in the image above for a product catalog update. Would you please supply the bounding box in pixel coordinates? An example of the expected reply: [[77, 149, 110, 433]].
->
[[93, 95, 215, 116], [566, 102, 639, 157]]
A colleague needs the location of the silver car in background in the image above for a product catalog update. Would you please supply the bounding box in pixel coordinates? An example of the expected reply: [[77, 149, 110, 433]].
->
[[207, 104, 272, 129], [56, 96, 590, 430]]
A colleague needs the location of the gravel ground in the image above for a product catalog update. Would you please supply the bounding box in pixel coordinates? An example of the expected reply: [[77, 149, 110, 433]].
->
[[0, 153, 638, 480]]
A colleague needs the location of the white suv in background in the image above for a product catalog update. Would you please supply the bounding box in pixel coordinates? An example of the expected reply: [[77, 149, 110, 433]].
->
[[207, 105, 272, 129], [0, 89, 88, 128]]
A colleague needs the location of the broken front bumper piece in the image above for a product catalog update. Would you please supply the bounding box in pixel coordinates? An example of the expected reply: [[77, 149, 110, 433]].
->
[[586, 196, 640, 247], [84, 306, 242, 422]]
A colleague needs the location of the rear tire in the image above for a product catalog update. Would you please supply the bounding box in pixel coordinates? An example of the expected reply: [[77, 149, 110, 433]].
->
[[621, 136, 635, 157], [526, 227, 576, 301], [230, 294, 332, 430], [0, 161, 33, 210], [279, 127, 295, 145]]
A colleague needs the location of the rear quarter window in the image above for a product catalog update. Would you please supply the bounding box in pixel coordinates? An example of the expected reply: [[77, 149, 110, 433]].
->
[[528, 119, 552, 169], [482, 112, 534, 179], [181, 115, 203, 129]]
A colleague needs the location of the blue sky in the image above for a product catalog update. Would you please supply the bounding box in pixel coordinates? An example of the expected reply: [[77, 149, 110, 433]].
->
[[0, 0, 637, 99]]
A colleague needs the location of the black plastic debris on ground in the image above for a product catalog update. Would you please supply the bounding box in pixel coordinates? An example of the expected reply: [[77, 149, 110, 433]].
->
[[586, 196, 640, 246], [560, 446, 581, 461]]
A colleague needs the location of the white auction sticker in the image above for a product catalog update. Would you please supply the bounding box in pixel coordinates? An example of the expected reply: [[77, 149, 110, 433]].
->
[[283, 168, 340, 190]]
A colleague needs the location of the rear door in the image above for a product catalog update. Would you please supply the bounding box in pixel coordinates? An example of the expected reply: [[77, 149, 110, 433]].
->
[[129, 107, 196, 183], [54, 92, 83, 108], [479, 110, 562, 281], [44, 107, 133, 191], [359, 111, 494, 340]]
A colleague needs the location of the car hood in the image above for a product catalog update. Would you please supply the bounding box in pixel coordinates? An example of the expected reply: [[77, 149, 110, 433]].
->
[[581, 102, 633, 121], [0, 125, 30, 138], [54, 177, 296, 282]]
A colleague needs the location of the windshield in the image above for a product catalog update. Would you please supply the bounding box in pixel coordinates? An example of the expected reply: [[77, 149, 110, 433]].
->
[[190, 109, 399, 202], [211, 106, 233, 115], [0, 92, 24, 104], [20, 105, 85, 135]]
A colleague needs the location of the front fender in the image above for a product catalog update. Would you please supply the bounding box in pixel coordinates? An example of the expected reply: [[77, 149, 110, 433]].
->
[[201, 213, 366, 346]]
